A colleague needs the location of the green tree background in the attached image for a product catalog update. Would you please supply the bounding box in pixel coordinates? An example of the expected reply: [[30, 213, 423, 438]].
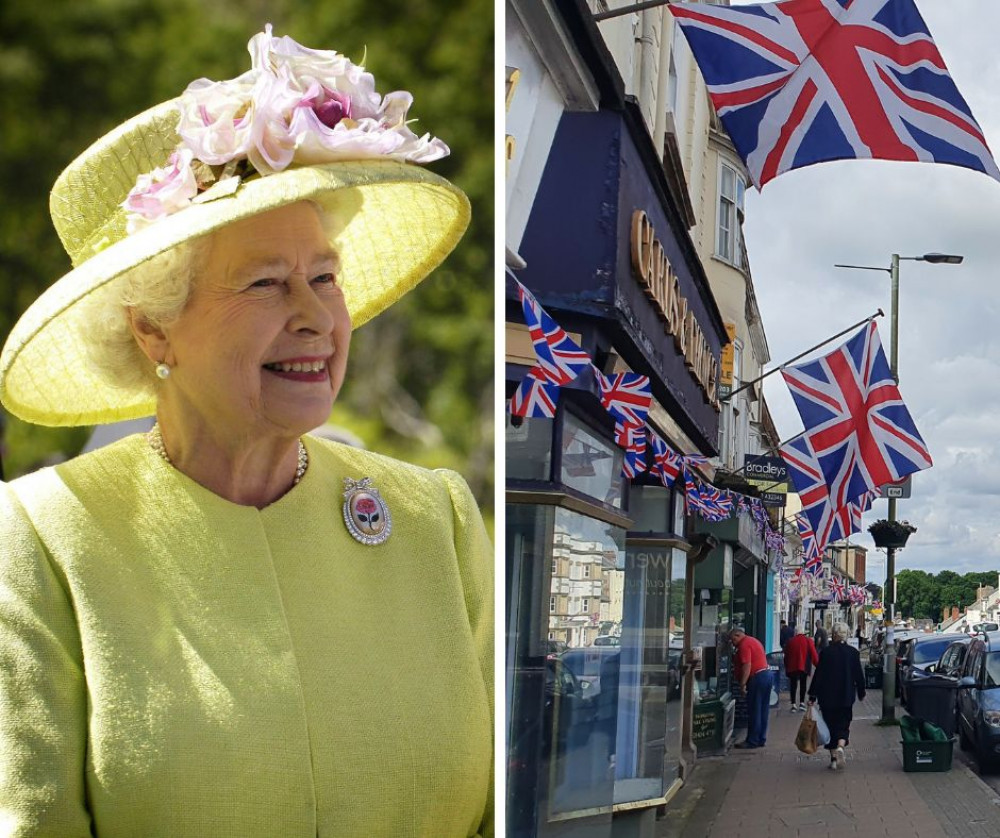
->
[[895, 569, 1000, 622], [0, 0, 494, 528]]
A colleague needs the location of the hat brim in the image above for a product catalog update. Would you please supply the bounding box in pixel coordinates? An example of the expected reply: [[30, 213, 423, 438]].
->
[[0, 159, 470, 426]]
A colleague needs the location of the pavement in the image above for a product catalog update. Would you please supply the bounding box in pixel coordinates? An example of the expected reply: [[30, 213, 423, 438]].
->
[[657, 688, 1000, 838]]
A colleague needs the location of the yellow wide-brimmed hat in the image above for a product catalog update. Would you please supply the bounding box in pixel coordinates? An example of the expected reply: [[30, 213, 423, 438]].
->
[[0, 27, 469, 427]]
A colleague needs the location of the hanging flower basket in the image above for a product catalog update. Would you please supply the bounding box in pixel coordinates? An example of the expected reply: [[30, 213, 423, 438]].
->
[[868, 519, 917, 549]]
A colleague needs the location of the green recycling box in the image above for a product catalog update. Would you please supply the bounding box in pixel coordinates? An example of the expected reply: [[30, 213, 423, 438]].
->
[[901, 737, 956, 773]]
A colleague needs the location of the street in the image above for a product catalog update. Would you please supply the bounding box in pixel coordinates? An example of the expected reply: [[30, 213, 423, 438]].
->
[[658, 687, 1000, 837]]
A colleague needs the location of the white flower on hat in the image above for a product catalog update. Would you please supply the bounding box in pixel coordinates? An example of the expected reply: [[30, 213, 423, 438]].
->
[[122, 24, 450, 231]]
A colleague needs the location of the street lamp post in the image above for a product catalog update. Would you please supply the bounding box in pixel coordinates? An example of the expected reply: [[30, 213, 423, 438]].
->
[[834, 252, 963, 723]]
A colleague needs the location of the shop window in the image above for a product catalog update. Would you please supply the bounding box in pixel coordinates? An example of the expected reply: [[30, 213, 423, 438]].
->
[[507, 413, 553, 481], [544, 508, 625, 814], [612, 544, 674, 803], [560, 411, 624, 508], [628, 484, 673, 533], [662, 548, 688, 779]]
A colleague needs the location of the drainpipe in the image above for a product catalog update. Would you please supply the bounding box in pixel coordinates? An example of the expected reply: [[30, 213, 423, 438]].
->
[[652, 7, 673, 155]]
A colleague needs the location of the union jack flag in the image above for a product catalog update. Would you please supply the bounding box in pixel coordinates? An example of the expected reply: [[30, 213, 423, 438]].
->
[[804, 550, 824, 576], [509, 370, 559, 418], [796, 514, 821, 560], [830, 576, 846, 600], [684, 469, 734, 521], [616, 422, 647, 479], [649, 431, 682, 488], [669, 0, 1000, 188], [782, 436, 876, 554], [596, 369, 653, 429], [782, 321, 932, 510], [515, 280, 591, 386]]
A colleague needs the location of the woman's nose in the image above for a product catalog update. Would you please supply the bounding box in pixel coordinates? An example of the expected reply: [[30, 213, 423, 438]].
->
[[287, 280, 336, 335]]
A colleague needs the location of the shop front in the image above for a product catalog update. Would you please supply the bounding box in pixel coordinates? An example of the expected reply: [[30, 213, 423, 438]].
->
[[506, 103, 727, 838]]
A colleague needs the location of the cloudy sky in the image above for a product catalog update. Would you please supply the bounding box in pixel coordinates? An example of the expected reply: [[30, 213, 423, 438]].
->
[[729, 1, 1000, 579]]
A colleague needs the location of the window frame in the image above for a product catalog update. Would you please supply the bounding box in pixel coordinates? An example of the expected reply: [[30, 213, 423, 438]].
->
[[715, 160, 747, 268]]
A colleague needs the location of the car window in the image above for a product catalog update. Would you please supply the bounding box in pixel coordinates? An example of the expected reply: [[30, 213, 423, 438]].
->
[[986, 653, 1000, 688], [939, 647, 957, 672], [913, 639, 953, 665], [964, 645, 982, 679]]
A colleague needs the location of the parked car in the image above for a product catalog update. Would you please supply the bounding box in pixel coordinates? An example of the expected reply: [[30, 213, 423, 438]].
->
[[868, 627, 921, 670], [972, 623, 1000, 637], [934, 636, 974, 678], [955, 631, 1000, 770], [899, 634, 959, 708]]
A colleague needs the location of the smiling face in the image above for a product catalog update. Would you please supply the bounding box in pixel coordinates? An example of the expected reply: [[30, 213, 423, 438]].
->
[[159, 201, 351, 443]]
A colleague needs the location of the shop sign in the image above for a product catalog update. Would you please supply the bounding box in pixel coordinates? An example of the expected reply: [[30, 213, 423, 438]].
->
[[719, 324, 736, 397], [743, 455, 789, 500], [630, 209, 721, 409]]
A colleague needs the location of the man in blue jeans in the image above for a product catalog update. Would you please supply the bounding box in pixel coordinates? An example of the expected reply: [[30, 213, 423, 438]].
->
[[731, 626, 772, 749]]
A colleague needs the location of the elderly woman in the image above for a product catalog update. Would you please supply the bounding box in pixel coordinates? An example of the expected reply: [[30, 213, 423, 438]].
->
[[0, 28, 491, 837], [808, 621, 866, 771]]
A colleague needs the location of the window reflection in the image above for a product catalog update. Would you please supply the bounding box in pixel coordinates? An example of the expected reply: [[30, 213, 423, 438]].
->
[[560, 413, 624, 508], [547, 509, 624, 813]]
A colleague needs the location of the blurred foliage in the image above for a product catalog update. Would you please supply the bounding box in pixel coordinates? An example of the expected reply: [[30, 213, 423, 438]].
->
[[0, 0, 494, 523], [896, 569, 1000, 623]]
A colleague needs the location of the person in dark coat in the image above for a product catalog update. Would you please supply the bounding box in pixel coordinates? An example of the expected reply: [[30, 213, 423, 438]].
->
[[808, 621, 866, 771], [814, 620, 829, 651], [779, 620, 794, 650]]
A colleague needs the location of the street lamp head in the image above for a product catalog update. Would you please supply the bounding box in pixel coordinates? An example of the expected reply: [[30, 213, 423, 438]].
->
[[919, 252, 963, 265]]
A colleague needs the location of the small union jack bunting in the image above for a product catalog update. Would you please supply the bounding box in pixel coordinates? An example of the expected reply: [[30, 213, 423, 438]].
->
[[596, 368, 653, 429], [684, 468, 734, 522], [649, 431, 682, 488], [509, 369, 559, 418], [830, 576, 846, 601], [516, 281, 591, 386], [616, 422, 647, 479]]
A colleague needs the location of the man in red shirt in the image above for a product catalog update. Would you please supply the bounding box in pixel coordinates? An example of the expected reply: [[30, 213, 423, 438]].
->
[[730, 626, 773, 749]]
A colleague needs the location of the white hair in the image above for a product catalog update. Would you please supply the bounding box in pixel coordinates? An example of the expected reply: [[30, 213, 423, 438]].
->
[[832, 622, 850, 643], [81, 236, 209, 396]]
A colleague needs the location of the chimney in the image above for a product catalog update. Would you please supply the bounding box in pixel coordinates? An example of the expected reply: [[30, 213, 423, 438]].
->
[[952, 606, 960, 621]]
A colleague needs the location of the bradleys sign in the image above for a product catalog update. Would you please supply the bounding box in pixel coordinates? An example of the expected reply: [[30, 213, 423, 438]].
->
[[743, 455, 789, 496]]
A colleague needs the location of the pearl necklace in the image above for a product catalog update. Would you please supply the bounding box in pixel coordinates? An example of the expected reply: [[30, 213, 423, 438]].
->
[[147, 424, 309, 485]]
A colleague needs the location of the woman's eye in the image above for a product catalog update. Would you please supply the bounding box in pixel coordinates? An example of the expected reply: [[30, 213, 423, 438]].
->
[[312, 272, 337, 286], [249, 278, 278, 289]]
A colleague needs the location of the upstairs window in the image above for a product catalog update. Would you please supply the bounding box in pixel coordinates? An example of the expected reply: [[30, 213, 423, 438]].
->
[[717, 162, 746, 268]]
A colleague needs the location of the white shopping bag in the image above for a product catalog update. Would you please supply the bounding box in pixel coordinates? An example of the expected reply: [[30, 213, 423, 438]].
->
[[812, 704, 831, 746]]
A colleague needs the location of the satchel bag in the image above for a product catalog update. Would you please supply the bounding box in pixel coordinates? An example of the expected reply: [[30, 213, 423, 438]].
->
[[794, 707, 819, 755]]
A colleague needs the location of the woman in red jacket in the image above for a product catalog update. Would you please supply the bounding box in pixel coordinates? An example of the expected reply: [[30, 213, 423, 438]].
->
[[784, 627, 819, 712]]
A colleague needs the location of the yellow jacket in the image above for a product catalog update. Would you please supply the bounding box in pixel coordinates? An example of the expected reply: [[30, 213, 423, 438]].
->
[[0, 434, 493, 837]]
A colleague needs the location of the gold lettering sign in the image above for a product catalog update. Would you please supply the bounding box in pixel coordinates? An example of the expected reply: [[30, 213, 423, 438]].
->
[[505, 67, 521, 176], [719, 323, 736, 398], [630, 209, 721, 410]]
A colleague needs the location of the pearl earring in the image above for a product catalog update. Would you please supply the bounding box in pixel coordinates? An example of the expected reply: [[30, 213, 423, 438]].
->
[[155, 362, 171, 380]]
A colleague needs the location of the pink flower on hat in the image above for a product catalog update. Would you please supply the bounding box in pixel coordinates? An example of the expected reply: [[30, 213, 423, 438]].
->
[[125, 24, 450, 231], [122, 149, 199, 234]]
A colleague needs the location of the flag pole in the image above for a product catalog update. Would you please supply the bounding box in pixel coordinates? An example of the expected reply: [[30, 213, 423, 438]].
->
[[721, 309, 884, 403]]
